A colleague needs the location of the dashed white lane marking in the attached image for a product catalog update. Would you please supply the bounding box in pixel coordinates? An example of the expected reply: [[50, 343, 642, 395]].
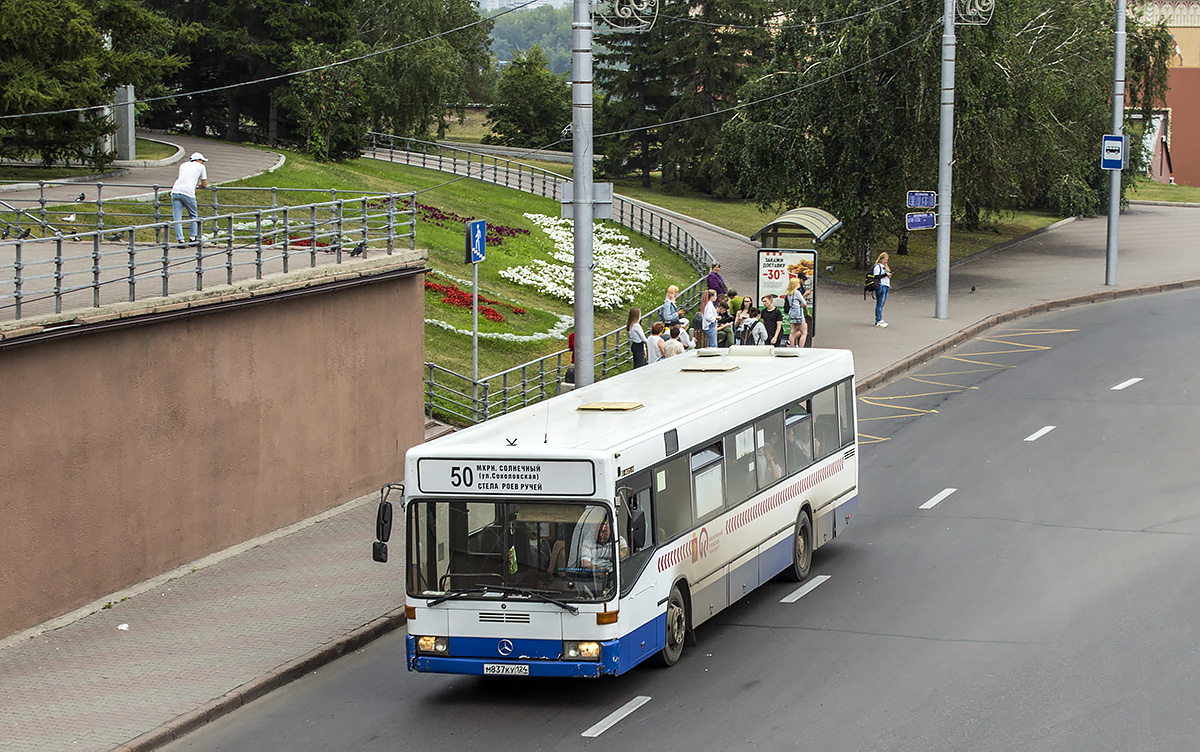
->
[[919, 488, 957, 510], [1024, 426, 1056, 442], [1111, 378, 1143, 391], [582, 695, 652, 738], [780, 574, 831, 604]]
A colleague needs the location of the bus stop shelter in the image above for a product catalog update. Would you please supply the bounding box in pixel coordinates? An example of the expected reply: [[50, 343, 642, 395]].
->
[[749, 207, 842, 345]]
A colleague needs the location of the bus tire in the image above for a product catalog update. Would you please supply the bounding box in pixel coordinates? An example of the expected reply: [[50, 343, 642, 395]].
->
[[655, 584, 687, 667], [781, 510, 812, 582]]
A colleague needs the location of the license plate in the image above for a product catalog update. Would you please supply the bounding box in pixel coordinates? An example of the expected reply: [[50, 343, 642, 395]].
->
[[483, 663, 530, 676]]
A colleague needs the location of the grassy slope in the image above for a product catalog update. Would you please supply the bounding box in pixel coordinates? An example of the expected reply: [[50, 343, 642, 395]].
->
[[233, 150, 700, 377]]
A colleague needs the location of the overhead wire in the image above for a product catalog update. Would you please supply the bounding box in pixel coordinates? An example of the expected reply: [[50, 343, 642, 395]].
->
[[0, 0, 543, 122]]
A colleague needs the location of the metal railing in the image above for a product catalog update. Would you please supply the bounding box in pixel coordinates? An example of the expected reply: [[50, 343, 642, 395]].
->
[[364, 132, 715, 275], [0, 183, 405, 242], [0, 192, 417, 322], [365, 132, 717, 425], [423, 276, 708, 424]]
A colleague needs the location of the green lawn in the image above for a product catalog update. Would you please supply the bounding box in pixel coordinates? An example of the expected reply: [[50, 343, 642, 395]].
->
[[232, 150, 701, 378], [0, 165, 98, 181], [136, 138, 178, 161], [1129, 177, 1200, 204]]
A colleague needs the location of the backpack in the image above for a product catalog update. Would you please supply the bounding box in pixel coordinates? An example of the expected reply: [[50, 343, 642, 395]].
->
[[864, 272, 879, 297]]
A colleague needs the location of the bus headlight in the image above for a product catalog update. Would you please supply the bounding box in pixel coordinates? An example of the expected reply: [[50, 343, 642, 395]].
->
[[415, 635, 448, 655], [563, 641, 601, 660]]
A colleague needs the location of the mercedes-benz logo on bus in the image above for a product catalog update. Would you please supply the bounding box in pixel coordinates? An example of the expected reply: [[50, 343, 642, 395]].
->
[[497, 639, 514, 656]]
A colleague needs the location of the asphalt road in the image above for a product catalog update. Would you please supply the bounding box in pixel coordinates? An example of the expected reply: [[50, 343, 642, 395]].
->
[[164, 288, 1200, 752]]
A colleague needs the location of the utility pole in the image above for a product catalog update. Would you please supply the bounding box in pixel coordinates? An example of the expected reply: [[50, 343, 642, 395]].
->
[[934, 0, 956, 320], [1105, 0, 1127, 286], [571, 0, 596, 386]]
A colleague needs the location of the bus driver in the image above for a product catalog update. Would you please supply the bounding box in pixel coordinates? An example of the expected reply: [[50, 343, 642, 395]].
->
[[580, 519, 628, 572]]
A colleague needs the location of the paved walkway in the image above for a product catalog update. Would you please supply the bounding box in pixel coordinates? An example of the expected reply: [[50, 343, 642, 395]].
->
[[3, 141, 1199, 752], [0, 131, 282, 207]]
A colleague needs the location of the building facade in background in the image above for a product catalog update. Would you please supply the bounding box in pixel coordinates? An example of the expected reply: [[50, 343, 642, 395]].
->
[[1141, 2, 1200, 186]]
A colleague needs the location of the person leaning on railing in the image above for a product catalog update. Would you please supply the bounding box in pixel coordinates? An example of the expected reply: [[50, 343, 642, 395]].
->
[[170, 152, 209, 246]]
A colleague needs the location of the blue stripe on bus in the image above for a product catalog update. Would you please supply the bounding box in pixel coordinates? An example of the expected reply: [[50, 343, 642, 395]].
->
[[407, 634, 622, 676]]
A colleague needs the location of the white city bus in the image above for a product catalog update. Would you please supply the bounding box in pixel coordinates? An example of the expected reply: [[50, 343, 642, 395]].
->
[[374, 346, 858, 677]]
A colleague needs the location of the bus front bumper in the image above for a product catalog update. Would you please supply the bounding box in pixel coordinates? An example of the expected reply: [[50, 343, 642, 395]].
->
[[407, 635, 621, 677]]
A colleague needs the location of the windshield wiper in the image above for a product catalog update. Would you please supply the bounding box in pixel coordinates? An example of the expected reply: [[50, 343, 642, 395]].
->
[[425, 584, 579, 614]]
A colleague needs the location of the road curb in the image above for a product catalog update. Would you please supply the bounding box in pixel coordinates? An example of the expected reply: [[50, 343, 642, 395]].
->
[[856, 276, 1200, 395], [113, 608, 408, 752]]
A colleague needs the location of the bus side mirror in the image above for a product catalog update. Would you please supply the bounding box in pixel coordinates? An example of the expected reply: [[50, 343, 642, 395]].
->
[[376, 501, 393, 543], [630, 509, 646, 550], [373, 541, 388, 563]]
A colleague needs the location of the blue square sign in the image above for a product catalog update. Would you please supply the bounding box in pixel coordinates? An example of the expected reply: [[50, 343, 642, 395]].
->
[[1101, 135, 1126, 171], [465, 219, 486, 264], [906, 211, 937, 231]]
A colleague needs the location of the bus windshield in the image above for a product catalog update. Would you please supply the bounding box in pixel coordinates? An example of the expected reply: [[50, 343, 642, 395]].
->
[[408, 500, 621, 603]]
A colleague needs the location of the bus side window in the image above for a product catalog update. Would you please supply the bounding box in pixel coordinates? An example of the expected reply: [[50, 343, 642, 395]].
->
[[812, 386, 840, 458], [653, 455, 693, 542], [837, 379, 856, 446], [755, 411, 785, 487], [785, 402, 814, 474], [618, 478, 654, 554], [723, 425, 758, 506], [690, 442, 724, 521]]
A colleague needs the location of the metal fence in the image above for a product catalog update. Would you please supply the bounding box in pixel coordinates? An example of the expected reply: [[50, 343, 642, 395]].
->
[[370, 132, 717, 425], [0, 191, 417, 322], [423, 277, 707, 424]]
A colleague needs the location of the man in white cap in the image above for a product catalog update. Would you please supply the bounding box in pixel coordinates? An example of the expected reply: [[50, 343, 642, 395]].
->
[[171, 152, 209, 245]]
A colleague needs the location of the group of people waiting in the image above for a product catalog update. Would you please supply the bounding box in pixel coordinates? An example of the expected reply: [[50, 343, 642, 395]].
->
[[625, 263, 811, 368]]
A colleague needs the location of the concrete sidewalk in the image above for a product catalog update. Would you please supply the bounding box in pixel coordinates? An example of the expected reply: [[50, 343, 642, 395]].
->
[[1, 192, 1198, 751], [0, 131, 283, 207]]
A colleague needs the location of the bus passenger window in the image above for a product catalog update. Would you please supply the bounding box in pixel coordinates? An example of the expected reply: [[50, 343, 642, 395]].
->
[[837, 379, 856, 446], [724, 426, 758, 505], [785, 403, 814, 474], [755, 412, 785, 487], [812, 386, 840, 458], [691, 442, 724, 520], [654, 455, 693, 541]]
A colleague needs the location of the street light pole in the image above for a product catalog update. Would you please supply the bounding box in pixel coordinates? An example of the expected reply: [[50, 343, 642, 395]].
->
[[934, 0, 956, 320], [571, 0, 596, 386]]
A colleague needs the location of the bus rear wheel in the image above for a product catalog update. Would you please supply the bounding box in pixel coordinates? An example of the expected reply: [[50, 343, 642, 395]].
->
[[655, 584, 687, 667], [781, 510, 812, 582]]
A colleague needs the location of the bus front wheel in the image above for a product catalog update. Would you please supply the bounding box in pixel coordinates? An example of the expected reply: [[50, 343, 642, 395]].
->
[[782, 511, 812, 582], [656, 585, 687, 667]]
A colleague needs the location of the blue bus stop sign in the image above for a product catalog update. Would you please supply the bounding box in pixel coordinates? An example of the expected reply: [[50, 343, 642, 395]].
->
[[907, 190, 937, 209], [1101, 134, 1127, 171], [906, 211, 937, 231], [465, 219, 486, 263]]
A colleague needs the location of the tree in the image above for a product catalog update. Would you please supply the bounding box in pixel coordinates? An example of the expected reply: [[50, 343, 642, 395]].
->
[[594, 19, 675, 188], [482, 45, 569, 148], [284, 42, 370, 161], [725, 0, 1173, 269], [356, 0, 494, 138], [0, 0, 185, 167], [490, 5, 572, 74], [657, 0, 772, 196]]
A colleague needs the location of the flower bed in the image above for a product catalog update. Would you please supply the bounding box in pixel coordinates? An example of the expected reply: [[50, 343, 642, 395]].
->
[[498, 214, 650, 309], [417, 203, 530, 246], [425, 274, 526, 323]]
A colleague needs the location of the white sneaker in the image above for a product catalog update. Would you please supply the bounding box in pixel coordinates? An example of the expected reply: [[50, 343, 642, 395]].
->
[[875, 320, 888, 328]]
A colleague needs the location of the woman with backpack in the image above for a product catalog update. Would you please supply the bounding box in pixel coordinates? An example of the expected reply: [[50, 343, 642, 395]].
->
[[872, 252, 892, 328]]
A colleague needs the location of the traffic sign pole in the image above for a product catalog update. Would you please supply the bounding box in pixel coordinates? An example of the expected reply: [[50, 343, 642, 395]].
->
[[1105, 0, 1127, 286], [465, 220, 487, 420]]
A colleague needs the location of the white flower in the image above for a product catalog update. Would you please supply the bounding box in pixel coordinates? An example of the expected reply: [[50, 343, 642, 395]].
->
[[498, 214, 651, 309]]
